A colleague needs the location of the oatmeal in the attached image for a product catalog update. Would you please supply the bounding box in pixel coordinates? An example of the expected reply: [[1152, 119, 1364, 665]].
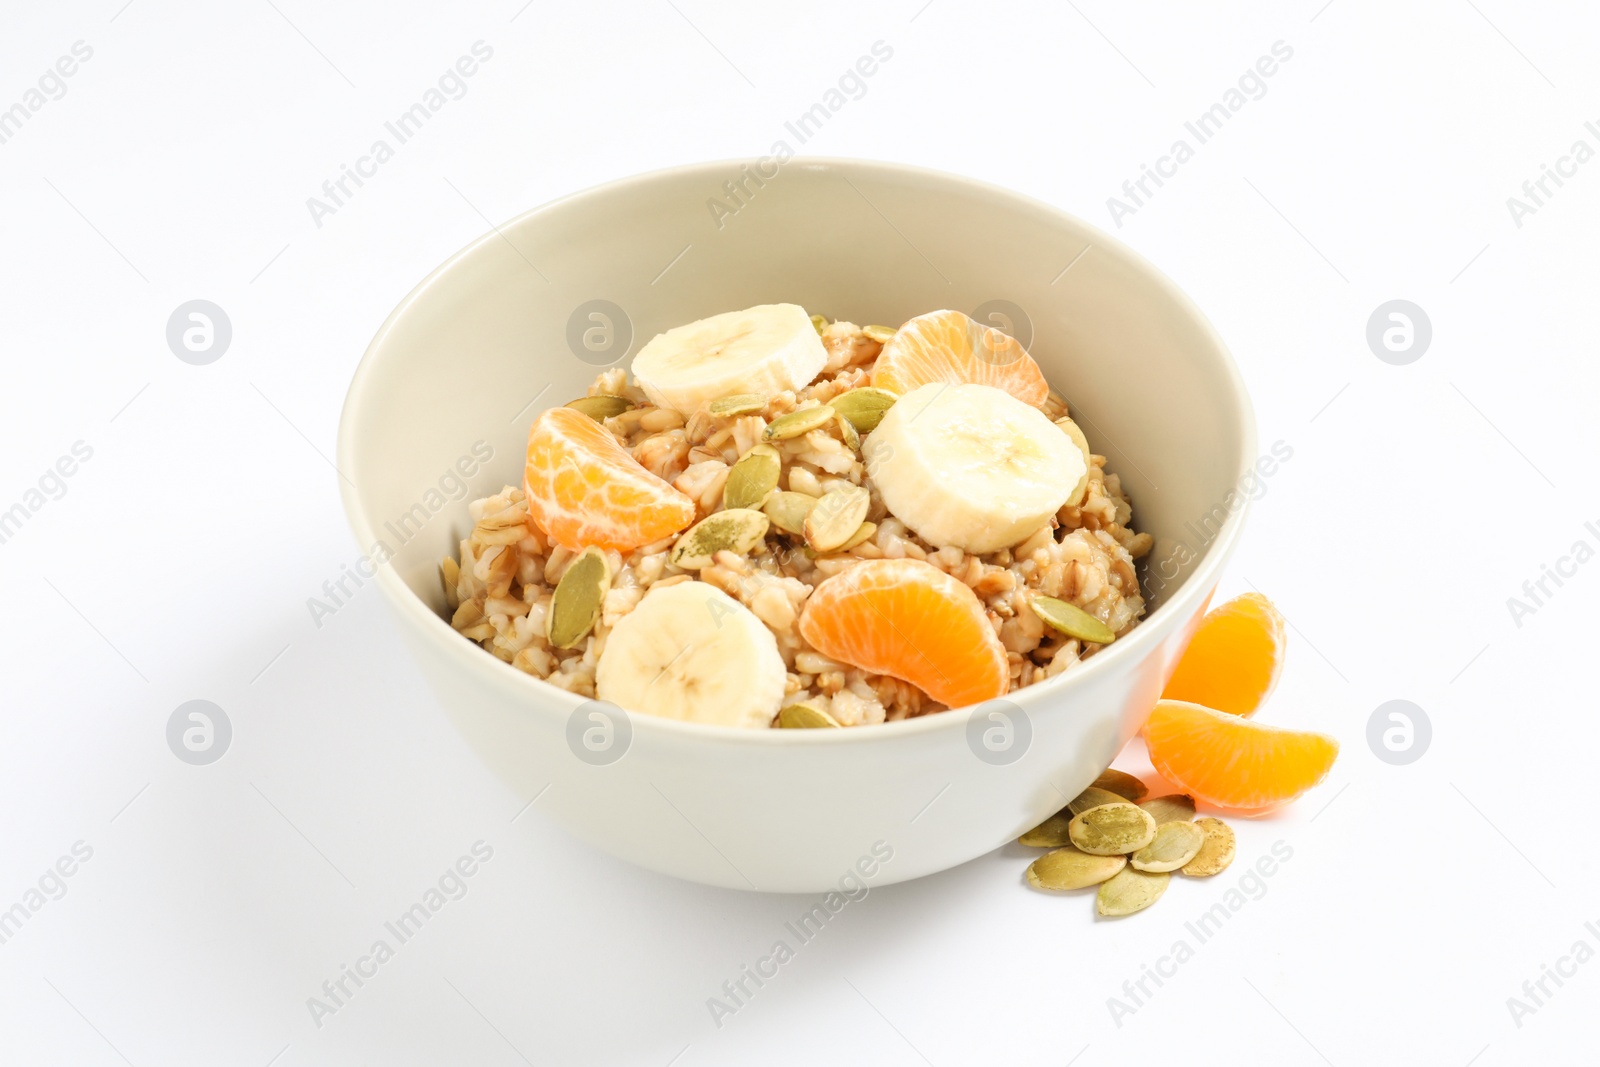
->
[[444, 306, 1151, 728]]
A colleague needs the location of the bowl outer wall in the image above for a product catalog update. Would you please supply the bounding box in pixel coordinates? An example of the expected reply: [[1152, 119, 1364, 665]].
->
[[337, 158, 1256, 892]]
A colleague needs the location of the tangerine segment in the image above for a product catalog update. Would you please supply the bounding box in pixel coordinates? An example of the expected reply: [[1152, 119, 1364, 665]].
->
[[523, 406, 695, 552], [798, 558, 1009, 708], [1144, 700, 1339, 814], [872, 309, 1050, 407], [1161, 592, 1285, 718]]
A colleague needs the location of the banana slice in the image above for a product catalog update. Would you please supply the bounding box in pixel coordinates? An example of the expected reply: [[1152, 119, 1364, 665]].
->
[[631, 304, 828, 414], [863, 383, 1084, 554], [595, 581, 786, 728]]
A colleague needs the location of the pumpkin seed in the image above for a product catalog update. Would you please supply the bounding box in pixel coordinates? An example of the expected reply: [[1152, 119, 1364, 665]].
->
[[1027, 847, 1125, 891], [1092, 768, 1148, 802], [1067, 786, 1128, 816], [709, 393, 767, 418], [1032, 596, 1117, 645], [1018, 809, 1074, 848], [546, 546, 610, 649], [1068, 803, 1157, 856], [1055, 416, 1092, 508], [1096, 866, 1169, 916], [835, 410, 861, 451], [1138, 794, 1197, 824], [668, 509, 769, 571], [724, 444, 781, 510], [778, 702, 841, 728], [565, 394, 634, 421], [829, 387, 899, 434], [1180, 817, 1237, 877], [804, 484, 871, 553], [810, 313, 828, 335], [1130, 820, 1205, 872], [839, 521, 876, 551], [862, 324, 897, 344], [762, 491, 817, 536], [765, 405, 835, 441]]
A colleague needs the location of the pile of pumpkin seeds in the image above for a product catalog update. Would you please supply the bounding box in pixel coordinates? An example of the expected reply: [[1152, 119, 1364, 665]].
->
[[666, 387, 895, 574], [1020, 768, 1236, 917]]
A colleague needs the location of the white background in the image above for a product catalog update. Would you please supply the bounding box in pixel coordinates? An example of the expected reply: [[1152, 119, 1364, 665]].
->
[[2, 1, 1596, 1064]]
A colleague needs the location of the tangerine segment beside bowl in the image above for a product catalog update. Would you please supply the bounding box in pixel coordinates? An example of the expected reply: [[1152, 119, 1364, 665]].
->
[[524, 406, 696, 552], [1160, 592, 1285, 717], [872, 309, 1050, 407], [798, 558, 1009, 709], [1144, 699, 1339, 814]]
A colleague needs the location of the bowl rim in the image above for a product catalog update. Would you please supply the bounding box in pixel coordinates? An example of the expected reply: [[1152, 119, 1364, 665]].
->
[[337, 156, 1258, 748]]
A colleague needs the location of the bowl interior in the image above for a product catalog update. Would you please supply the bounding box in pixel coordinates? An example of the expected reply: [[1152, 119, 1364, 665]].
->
[[341, 159, 1253, 651]]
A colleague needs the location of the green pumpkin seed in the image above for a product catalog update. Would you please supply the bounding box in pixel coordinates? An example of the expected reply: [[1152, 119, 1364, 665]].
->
[[1032, 596, 1117, 645], [1129, 820, 1206, 873], [835, 410, 861, 451], [565, 394, 634, 421], [839, 521, 876, 551], [1026, 847, 1125, 891], [828, 387, 899, 434], [1054, 416, 1092, 507], [668, 509, 769, 571], [1067, 786, 1128, 816], [1180, 818, 1237, 877], [762, 491, 817, 536], [1138, 794, 1196, 825], [724, 444, 781, 510], [810, 313, 828, 335], [709, 393, 767, 417], [546, 546, 610, 649], [1018, 809, 1074, 848], [1068, 803, 1157, 856], [1092, 768, 1148, 802], [778, 703, 841, 728], [804, 485, 871, 553], [764, 405, 836, 441], [862, 324, 897, 344], [1096, 866, 1169, 916]]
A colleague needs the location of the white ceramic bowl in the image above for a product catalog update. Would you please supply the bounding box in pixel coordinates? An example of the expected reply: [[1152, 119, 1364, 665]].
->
[[338, 159, 1255, 892]]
